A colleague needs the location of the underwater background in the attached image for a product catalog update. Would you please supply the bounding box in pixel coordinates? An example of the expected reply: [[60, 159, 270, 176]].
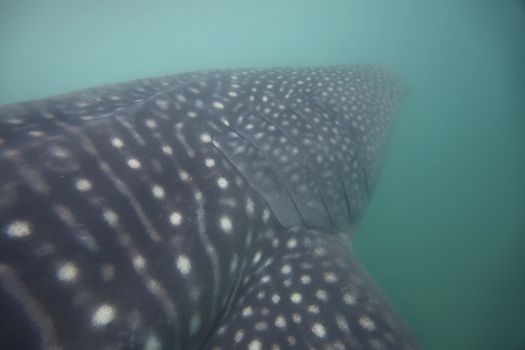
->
[[1, 0, 524, 349]]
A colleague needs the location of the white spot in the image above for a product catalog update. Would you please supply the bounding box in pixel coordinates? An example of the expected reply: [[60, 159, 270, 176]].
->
[[343, 292, 356, 305], [275, 315, 286, 328], [300, 275, 311, 284], [230, 254, 238, 274], [179, 170, 190, 181], [359, 316, 376, 331], [176, 255, 192, 275], [175, 94, 187, 103], [162, 145, 173, 155], [91, 304, 116, 327], [200, 133, 212, 143], [187, 111, 198, 118], [314, 247, 327, 257], [156, 99, 169, 110], [271, 294, 280, 304], [217, 325, 227, 335], [234, 329, 244, 342], [242, 306, 253, 317], [170, 211, 182, 226], [281, 264, 292, 274], [75, 100, 89, 108], [127, 158, 141, 169], [311, 322, 326, 338], [246, 198, 255, 216], [133, 255, 146, 270], [101, 264, 115, 281], [248, 339, 262, 350], [336, 314, 350, 332], [5, 220, 31, 238], [290, 292, 302, 304], [144, 334, 161, 350], [56, 262, 79, 282], [316, 289, 328, 301], [28, 130, 44, 137], [103, 210, 118, 226], [324, 272, 338, 283], [189, 312, 201, 335], [151, 185, 165, 199], [220, 216, 233, 233], [217, 177, 229, 189], [145, 119, 157, 128], [50, 146, 69, 159], [204, 158, 215, 168], [292, 313, 302, 323], [286, 238, 297, 249], [308, 304, 320, 314], [261, 275, 271, 283], [75, 178, 92, 192], [255, 321, 267, 331], [287, 336, 297, 346], [252, 251, 262, 264], [262, 208, 270, 223], [213, 101, 225, 110], [111, 137, 124, 148]]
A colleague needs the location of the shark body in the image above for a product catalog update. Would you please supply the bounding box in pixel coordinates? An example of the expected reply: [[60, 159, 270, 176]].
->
[[0, 66, 418, 349]]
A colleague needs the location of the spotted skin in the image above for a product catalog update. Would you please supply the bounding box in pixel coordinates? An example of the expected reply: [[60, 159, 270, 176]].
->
[[0, 66, 418, 349]]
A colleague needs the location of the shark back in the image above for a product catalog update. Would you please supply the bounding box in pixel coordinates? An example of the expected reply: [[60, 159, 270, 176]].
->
[[0, 66, 417, 350]]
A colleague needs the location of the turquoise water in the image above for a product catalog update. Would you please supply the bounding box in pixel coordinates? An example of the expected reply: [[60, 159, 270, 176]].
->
[[1, 0, 524, 349]]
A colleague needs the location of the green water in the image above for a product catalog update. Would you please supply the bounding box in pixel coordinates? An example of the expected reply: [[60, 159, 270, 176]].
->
[[1, 0, 524, 349]]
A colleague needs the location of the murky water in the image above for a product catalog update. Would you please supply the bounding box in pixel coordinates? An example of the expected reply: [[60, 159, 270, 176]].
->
[[1, 1, 524, 349]]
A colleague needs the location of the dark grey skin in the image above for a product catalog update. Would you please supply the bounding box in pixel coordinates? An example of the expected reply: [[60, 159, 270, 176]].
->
[[0, 65, 419, 350]]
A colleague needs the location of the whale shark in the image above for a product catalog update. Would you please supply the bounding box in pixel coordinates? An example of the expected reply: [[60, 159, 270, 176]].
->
[[0, 65, 419, 350]]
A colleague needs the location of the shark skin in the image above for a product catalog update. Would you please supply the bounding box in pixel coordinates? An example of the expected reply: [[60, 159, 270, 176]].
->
[[0, 65, 418, 350]]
